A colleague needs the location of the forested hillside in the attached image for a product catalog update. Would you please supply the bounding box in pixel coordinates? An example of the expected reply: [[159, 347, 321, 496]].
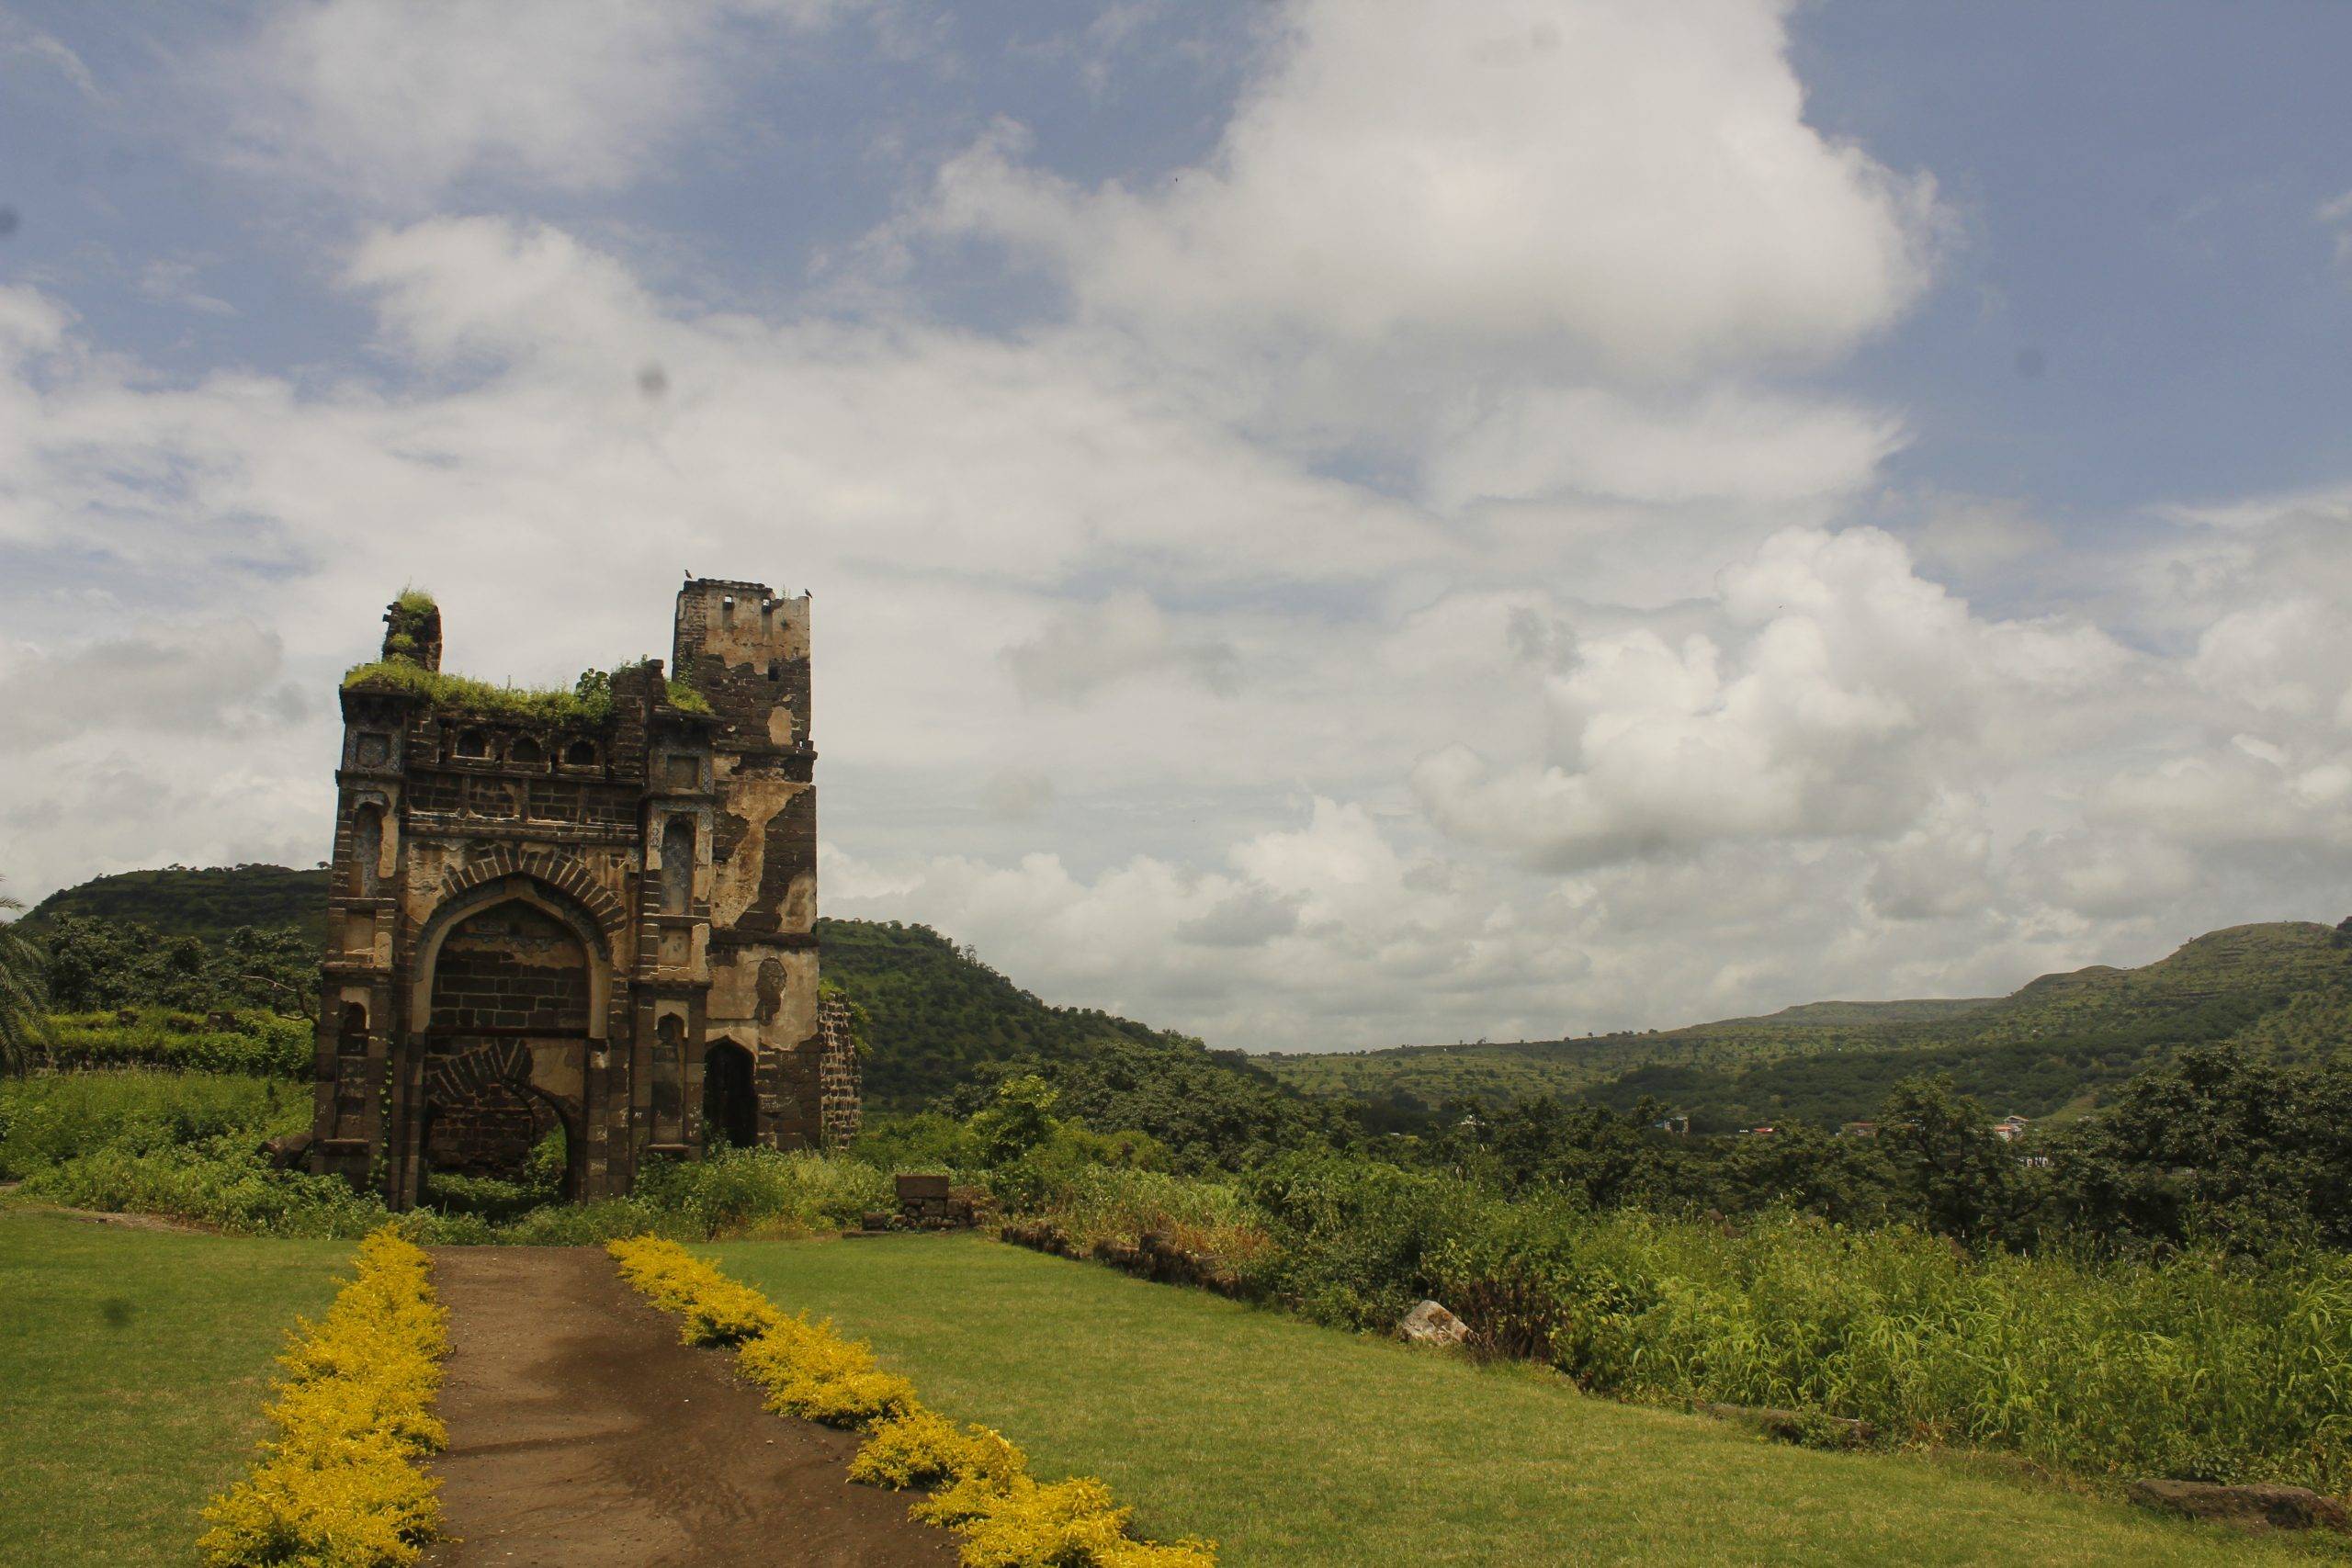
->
[[817, 919, 1194, 1106], [9, 868, 1332, 1150], [22, 866, 2348, 1136], [814, 918, 1340, 1153], [1260, 997, 2004, 1112], [21, 866, 330, 945], [1270, 921, 2352, 1130]]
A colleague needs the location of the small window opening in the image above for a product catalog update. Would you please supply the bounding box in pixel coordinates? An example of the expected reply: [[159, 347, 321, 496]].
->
[[510, 736, 544, 765], [721, 595, 735, 626], [454, 728, 490, 759], [662, 816, 695, 915], [765, 661, 780, 682], [564, 739, 597, 767]]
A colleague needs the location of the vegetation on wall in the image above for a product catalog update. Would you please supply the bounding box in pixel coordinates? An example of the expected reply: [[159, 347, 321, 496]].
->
[[344, 654, 714, 727], [340, 658, 621, 725]]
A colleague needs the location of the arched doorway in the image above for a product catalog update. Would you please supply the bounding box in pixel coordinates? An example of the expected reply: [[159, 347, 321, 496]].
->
[[703, 1041, 757, 1149], [419, 898, 593, 1201]]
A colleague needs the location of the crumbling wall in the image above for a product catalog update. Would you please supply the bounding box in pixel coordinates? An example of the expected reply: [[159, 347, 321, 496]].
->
[[818, 994, 861, 1151]]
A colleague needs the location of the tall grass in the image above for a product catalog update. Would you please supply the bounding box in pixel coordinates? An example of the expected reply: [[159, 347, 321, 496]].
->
[[6, 1107, 897, 1247], [1239, 1160, 2352, 1495], [0, 1070, 305, 1179], [1014, 1167, 1275, 1273], [36, 1010, 309, 1078], [634, 1145, 894, 1238], [18, 1140, 390, 1238]]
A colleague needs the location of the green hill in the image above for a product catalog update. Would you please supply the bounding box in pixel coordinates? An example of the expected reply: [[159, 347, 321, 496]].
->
[[819, 917, 1215, 1107], [1261, 998, 2001, 1114], [12, 867, 1325, 1148], [1268, 921, 2352, 1130], [19, 865, 331, 946], [32, 865, 2346, 1137]]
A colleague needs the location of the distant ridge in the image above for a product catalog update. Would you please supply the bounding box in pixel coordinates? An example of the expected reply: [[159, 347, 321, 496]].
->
[[20, 864, 332, 945], [13, 865, 1308, 1134], [21, 865, 2346, 1132], [1263, 920, 2352, 1129]]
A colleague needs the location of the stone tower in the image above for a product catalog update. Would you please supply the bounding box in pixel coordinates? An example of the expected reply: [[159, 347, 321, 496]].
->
[[308, 579, 858, 1208]]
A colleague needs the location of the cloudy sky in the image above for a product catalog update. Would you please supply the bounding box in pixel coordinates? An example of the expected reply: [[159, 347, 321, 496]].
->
[[3, 1, 2349, 1051]]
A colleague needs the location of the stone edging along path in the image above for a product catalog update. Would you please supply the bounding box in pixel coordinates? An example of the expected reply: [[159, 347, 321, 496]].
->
[[423, 1247, 952, 1568]]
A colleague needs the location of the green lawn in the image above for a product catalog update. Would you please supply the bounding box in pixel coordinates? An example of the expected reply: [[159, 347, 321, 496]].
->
[[710, 1234, 2342, 1568], [0, 1210, 352, 1566]]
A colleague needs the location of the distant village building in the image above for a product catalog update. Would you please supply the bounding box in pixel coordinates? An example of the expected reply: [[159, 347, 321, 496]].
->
[[1839, 1121, 1879, 1138], [1992, 1114, 2030, 1143], [307, 580, 858, 1208]]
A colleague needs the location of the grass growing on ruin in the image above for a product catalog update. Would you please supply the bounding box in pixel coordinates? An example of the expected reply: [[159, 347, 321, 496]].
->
[[0, 1211, 351, 1567], [340, 655, 715, 722], [710, 1234, 2330, 1568], [340, 659, 618, 724]]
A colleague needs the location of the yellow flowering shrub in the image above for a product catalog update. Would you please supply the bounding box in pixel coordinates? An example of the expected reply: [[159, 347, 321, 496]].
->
[[915, 1476, 1131, 1567], [197, 1229, 448, 1568], [608, 1232, 781, 1344], [604, 1236, 1216, 1567], [738, 1314, 919, 1427], [849, 1408, 1030, 1492]]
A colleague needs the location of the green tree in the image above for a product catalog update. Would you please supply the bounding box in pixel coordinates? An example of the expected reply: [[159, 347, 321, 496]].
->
[[968, 1074, 1061, 1164], [1877, 1074, 2023, 1245], [0, 888, 49, 1075], [2047, 1043, 2352, 1254], [215, 926, 318, 1020]]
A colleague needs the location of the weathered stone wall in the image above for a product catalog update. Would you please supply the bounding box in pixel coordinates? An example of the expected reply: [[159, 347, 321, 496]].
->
[[426, 905, 592, 1032], [424, 1079, 555, 1179], [818, 994, 861, 1151]]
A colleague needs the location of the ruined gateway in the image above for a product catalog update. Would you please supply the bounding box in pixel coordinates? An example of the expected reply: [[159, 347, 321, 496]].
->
[[308, 579, 858, 1207]]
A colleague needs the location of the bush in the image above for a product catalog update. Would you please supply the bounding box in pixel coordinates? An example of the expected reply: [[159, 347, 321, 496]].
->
[[853, 1111, 981, 1171], [419, 1132, 567, 1223], [196, 1229, 447, 1566], [850, 1408, 1028, 1492], [1011, 1166, 1273, 1278], [1237, 1156, 2352, 1494], [0, 1070, 304, 1179], [634, 1145, 892, 1238], [19, 1137, 393, 1238], [37, 1010, 310, 1077]]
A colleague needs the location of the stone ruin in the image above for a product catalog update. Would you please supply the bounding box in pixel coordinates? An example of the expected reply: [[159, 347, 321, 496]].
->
[[308, 578, 860, 1207]]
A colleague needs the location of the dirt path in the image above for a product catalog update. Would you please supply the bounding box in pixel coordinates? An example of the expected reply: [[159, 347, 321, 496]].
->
[[424, 1247, 955, 1568]]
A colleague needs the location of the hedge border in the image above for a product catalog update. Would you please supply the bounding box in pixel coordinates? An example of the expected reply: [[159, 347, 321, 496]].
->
[[197, 1228, 449, 1567], [605, 1235, 1215, 1567]]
